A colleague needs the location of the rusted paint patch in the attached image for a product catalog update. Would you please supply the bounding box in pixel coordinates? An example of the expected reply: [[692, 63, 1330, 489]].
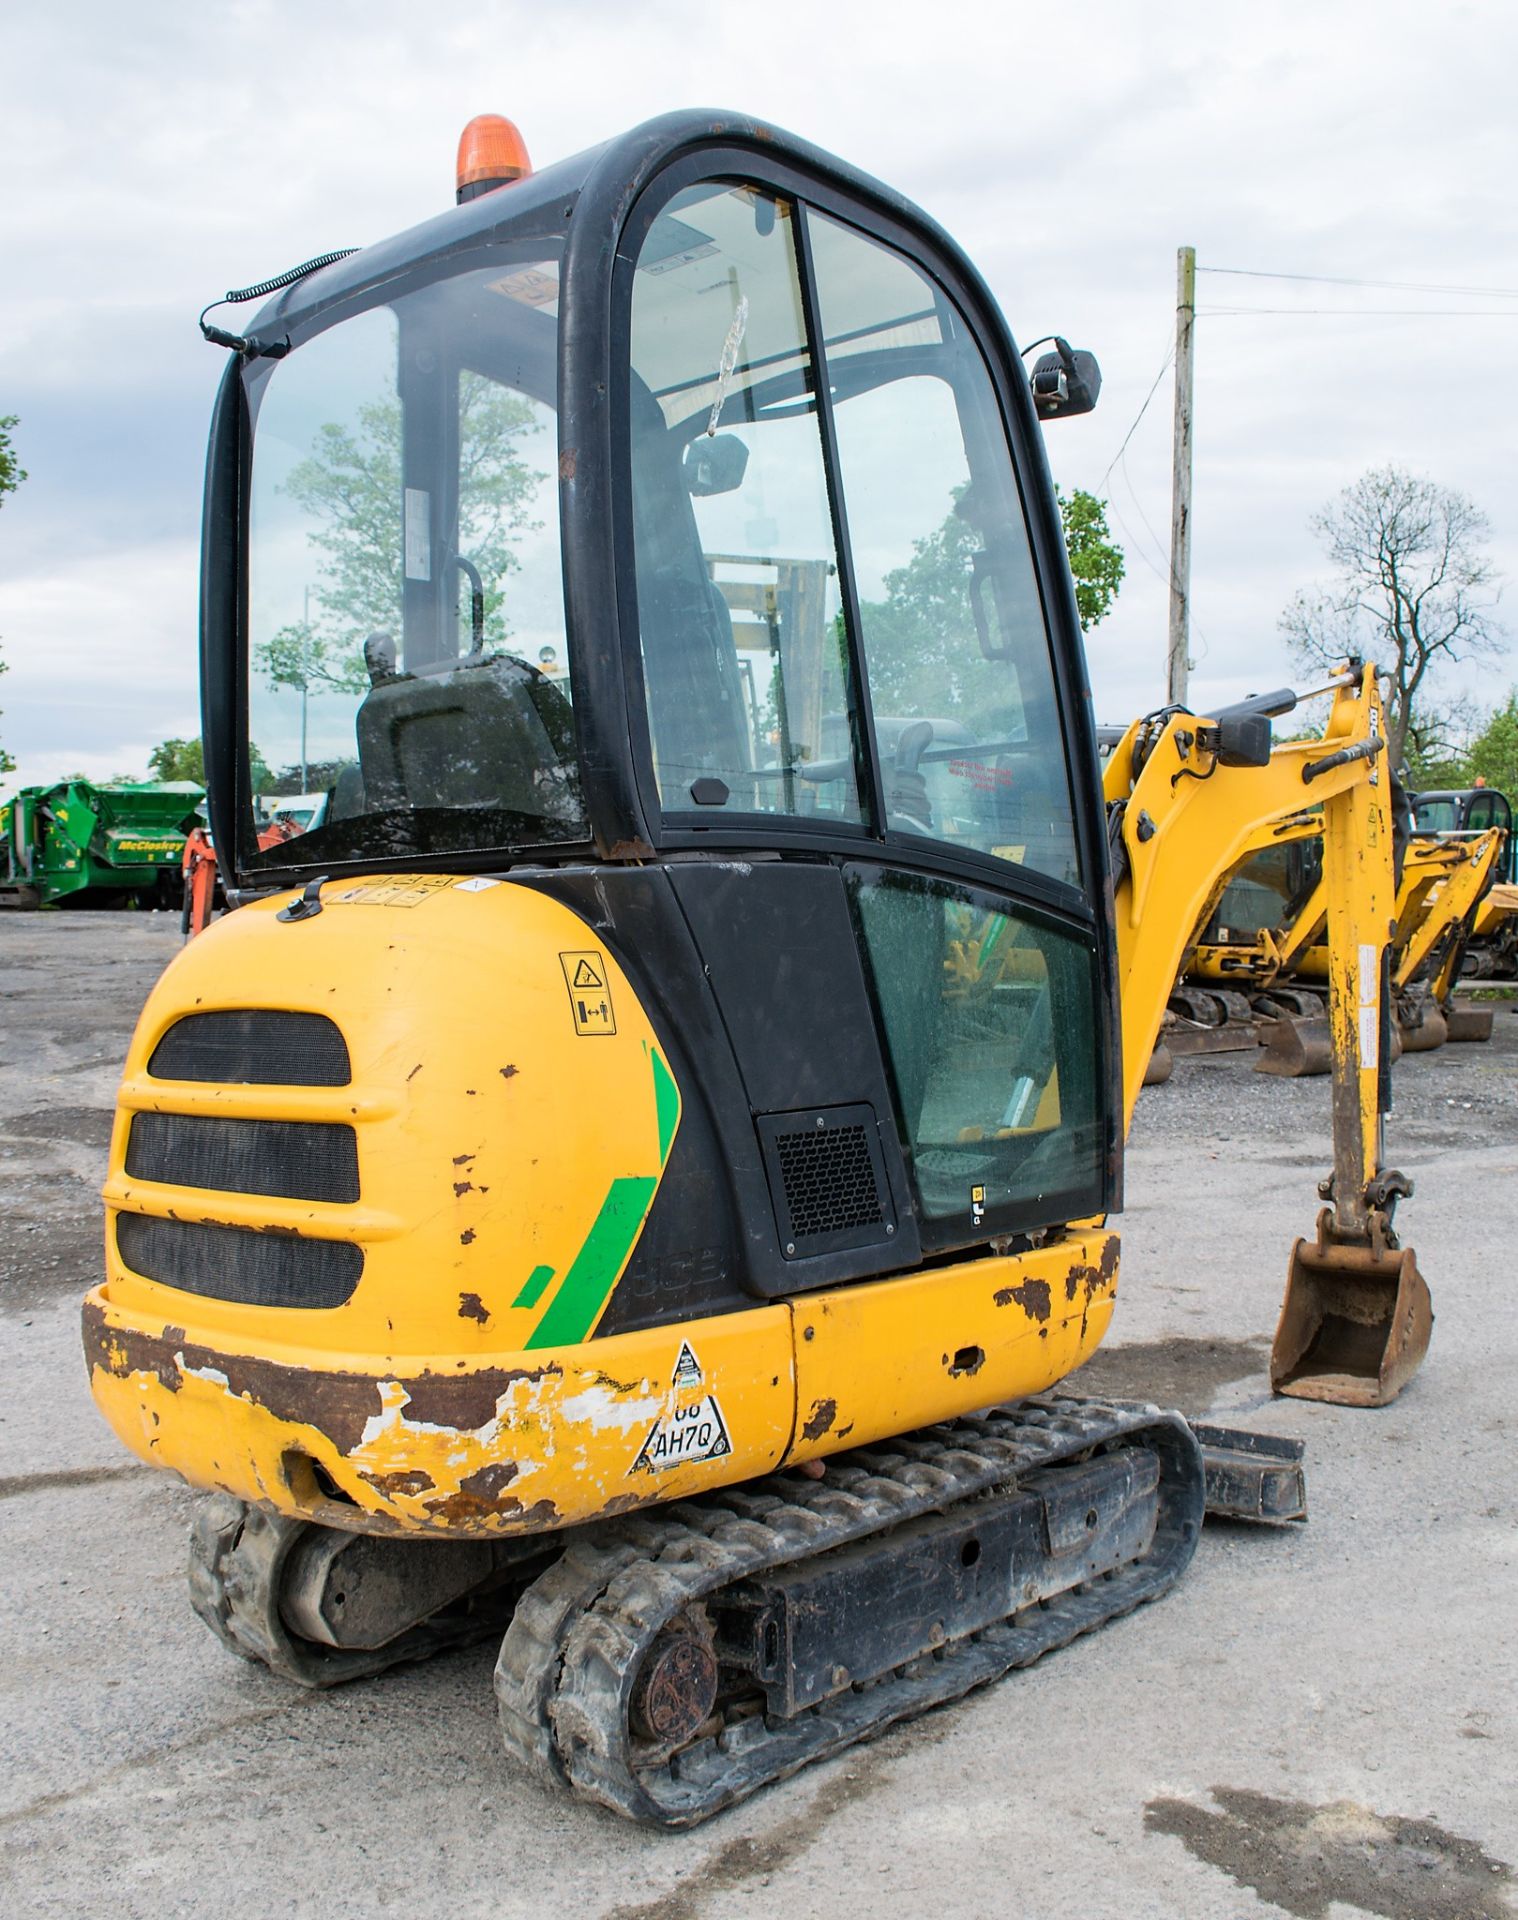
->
[[453, 1180, 476, 1197], [83, 1305, 561, 1455], [801, 1397, 837, 1442], [452, 1152, 476, 1166], [458, 1461, 518, 1501], [360, 1467, 435, 1496], [391, 1364, 562, 1433], [460, 1228, 476, 1246], [458, 1292, 490, 1325], [995, 1278, 1052, 1321], [426, 1486, 559, 1527], [558, 447, 577, 481], [499, 1064, 518, 1079], [1064, 1237, 1121, 1302]]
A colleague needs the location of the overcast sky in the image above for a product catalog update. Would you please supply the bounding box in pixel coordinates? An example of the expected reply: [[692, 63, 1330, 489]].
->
[[1, 0, 1514, 792]]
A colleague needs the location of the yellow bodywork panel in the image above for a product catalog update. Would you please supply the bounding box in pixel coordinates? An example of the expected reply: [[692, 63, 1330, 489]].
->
[[1474, 880, 1518, 941], [788, 1229, 1117, 1461], [1107, 667, 1392, 1139], [85, 875, 1118, 1539]]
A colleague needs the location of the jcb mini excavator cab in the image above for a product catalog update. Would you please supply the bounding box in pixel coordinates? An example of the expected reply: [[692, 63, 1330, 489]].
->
[[87, 110, 1300, 1824]]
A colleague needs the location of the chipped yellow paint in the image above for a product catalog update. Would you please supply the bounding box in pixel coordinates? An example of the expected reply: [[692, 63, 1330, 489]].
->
[[84, 1290, 794, 1536], [100, 880, 674, 1360], [787, 1229, 1118, 1461], [85, 874, 1123, 1541]]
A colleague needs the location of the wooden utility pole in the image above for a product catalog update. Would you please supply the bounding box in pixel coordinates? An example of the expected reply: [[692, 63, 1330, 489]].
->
[[1167, 245, 1196, 706]]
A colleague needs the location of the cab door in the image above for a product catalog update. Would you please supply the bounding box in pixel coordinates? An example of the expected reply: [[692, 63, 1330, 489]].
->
[[619, 166, 1115, 1273]]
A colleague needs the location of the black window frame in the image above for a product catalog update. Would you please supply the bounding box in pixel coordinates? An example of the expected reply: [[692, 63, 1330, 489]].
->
[[604, 147, 1104, 931]]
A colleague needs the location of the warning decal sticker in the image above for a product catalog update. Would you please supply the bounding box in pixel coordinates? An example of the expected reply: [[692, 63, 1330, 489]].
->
[[627, 1340, 729, 1473], [559, 950, 616, 1036], [628, 1394, 732, 1474], [328, 874, 454, 908]]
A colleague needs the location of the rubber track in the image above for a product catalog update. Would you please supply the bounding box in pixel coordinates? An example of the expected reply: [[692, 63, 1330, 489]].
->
[[188, 1495, 512, 1686], [494, 1395, 1205, 1826]]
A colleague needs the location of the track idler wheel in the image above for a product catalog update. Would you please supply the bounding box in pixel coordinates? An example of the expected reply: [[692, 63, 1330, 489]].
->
[[1271, 1210, 1432, 1406], [628, 1609, 720, 1762]]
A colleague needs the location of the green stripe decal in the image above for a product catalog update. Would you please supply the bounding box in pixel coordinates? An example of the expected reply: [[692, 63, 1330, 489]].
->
[[525, 1177, 658, 1349], [652, 1047, 680, 1163], [512, 1264, 555, 1310]]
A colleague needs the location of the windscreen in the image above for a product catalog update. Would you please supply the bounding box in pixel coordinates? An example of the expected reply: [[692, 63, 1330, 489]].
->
[[242, 245, 585, 870]]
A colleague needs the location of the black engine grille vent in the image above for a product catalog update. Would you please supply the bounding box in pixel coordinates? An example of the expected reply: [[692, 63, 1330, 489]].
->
[[756, 1104, 895, 1260], [148, 1010, 350, 1086], [125, 1113, 360, 1204], [116, 1214, 362, 1310]]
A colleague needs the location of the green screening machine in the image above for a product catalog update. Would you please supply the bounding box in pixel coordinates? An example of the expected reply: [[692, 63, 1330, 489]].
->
[[0, 779, 203, 909]]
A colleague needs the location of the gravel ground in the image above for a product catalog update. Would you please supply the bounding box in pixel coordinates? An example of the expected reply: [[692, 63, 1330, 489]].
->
[[2, 911, 1515, 1920]]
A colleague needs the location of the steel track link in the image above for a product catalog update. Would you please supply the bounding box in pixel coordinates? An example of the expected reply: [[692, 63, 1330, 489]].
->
[[494, 1396, 1205, 1825], [187, 1495, 513, 1686]]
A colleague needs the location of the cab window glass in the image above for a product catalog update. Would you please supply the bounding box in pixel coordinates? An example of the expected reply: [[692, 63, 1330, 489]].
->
[[810, 212, 1081, 887], [627, 184, 863, 824], [244, 254, 583, 868], [849, 867, 1102, 1226]]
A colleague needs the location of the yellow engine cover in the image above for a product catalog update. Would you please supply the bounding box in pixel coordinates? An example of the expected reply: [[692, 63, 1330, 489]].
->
[[84, 875, 1120, 1537]]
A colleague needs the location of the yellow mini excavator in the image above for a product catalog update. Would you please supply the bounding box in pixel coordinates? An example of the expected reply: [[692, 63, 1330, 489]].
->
[[1189, 818, 1504, 1055], [83, 110, 1425, 1825]]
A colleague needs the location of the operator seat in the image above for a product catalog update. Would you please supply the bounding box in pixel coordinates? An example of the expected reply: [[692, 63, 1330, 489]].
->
[[629, 383, 754, 807], [352, 633, 584, 832]]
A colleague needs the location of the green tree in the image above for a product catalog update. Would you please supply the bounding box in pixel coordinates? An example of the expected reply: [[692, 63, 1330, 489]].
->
[[1465, 689, 1518, 799], [1280, 465, 1505, 767], [0, 413, 26, 776], [147, 737, 205, 783], [256, 377, 546, 699], [1056, 486, 1125, 629], [853, 485, 1125, 717], [1402, 695, 1480, 789]]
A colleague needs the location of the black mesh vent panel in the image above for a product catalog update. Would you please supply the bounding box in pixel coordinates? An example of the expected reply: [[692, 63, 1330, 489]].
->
[[148, 1011, 350, 1086], [775, 1125, 881, 1238], [116, 1213, 362, 1310], [756, 1104, 895, 1260], [126, 1113, 360, 1203]]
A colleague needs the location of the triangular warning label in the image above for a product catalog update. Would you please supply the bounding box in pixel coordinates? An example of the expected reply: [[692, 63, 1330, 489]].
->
[[672, 1341, 703, 1388], [572, 957, 604, 989], [628, 1393, 732, 1474]]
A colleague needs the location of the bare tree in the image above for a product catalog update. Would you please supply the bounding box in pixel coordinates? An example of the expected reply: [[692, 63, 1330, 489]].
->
[[1279, 465, 1504, 766]]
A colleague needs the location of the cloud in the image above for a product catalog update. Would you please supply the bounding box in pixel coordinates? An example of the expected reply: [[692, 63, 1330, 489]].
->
[[1, 0, 1514, 785]]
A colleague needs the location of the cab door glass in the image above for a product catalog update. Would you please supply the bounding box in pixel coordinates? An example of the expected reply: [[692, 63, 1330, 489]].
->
[[627, 184, 863, 824], [848, 867, 1103, 1229], [809, 212, 1081, 887]]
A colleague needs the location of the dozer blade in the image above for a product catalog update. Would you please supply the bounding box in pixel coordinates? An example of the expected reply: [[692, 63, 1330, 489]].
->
[[1253, 1015, 1332, 1077], [1444, 999, 1494, 1043], [1271, 1234, 1432, 1406]]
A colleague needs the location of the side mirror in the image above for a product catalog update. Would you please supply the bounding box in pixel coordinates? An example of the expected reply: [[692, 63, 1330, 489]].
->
[[1030, 341, 1102, 421], [684, 433, 749, 496]]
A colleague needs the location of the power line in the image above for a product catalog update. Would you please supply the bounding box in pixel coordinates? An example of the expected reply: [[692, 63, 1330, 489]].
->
[[1200, 305, 1518, 318], [1198, 265, 1518, 299], [1094, 336, 1174, 499]]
